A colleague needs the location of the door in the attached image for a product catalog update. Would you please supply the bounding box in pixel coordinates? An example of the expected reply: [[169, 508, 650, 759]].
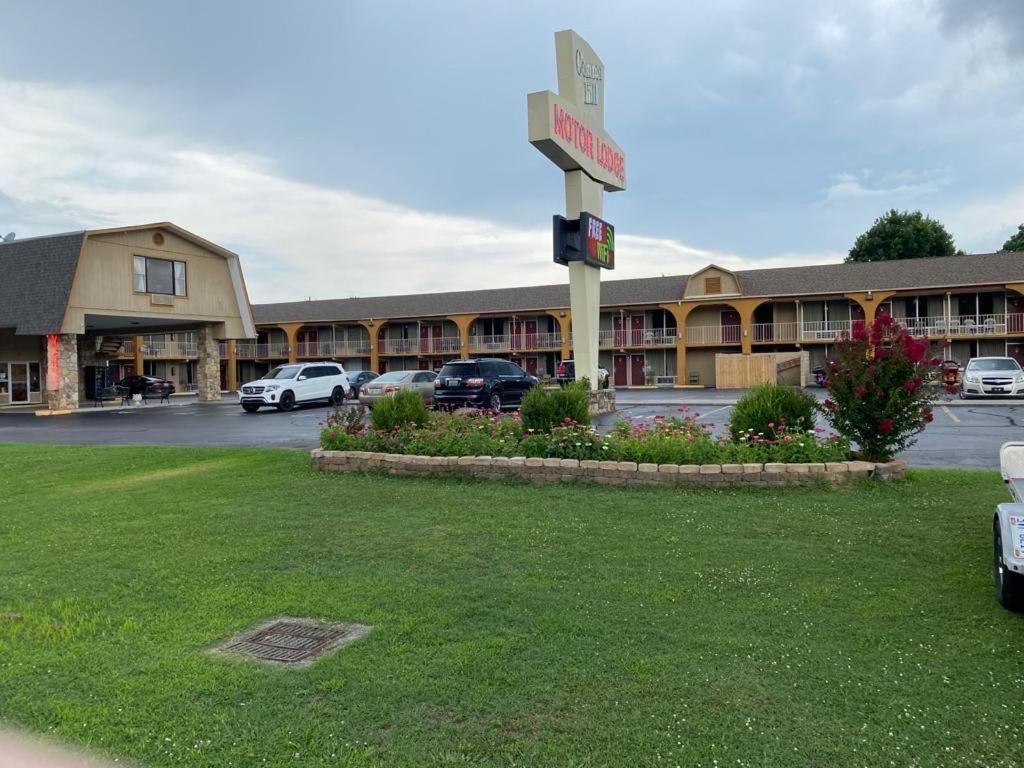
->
[[524, 357, 538, 376], [525, 320, 537, 349], [613, 354, 628, 386], [0, 364, 10, 404], [500, 361, 530, 404], [1009, 297, 1024, 333], [630, 315, 645, 346], [431, 325, 442, 354], [630, 354, 646, 386], [850, 302, 866, 336], [294, 365, 319, 401], [721, 310, 741, 343], [412, 371, 436, 402], [613, 316, 626, 346], [1010, 344, 1024, 369], [9, 363, 28, 403], [418, 359, 430, 370], [419, 325, 429, 354]]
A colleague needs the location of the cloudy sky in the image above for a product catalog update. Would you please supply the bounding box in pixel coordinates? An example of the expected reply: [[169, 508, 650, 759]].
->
[[1, 0, 1022, 303]]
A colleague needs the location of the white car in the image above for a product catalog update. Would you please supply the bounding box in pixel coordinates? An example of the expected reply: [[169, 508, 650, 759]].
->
[[996, 442, 1024, 611], [239, 362, 351, 413], [959, 356, 1024, 398]]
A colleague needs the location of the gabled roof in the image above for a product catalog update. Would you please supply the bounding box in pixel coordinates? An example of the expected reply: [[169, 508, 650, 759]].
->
[[0, 231, 86, 334], [252, 251, 1024, 324]]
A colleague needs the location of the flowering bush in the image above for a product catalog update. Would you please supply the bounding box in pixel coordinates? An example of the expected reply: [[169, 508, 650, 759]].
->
[[521, 380, 591, 432], [321, 407, 848, 464], [728, 383, 817, 441], [820, 314, 945, 461]]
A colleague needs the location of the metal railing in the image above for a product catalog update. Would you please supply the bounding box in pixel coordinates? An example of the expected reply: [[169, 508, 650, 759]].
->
[[599, 329, 677, 347], [897, 313, 1017, 337], [685, 325, 741, 345], [296, 340, 372, 358], [752, 321, 799, 343]]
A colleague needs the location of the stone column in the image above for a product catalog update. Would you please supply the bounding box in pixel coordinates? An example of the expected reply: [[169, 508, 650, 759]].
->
[[196, 326, 221, 401], [134, 335, 144, 375], [45, 334, 79, 411]]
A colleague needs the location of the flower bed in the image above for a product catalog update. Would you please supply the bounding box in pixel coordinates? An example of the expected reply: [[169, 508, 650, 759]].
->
[[320, 408, 850, 465]]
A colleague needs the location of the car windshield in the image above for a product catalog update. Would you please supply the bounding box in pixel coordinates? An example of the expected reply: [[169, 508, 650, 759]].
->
[[264, 365, 301, 380], [375, 372, 409, 382], [439, 363, 478, 377], [967, 358, 1021, 372]]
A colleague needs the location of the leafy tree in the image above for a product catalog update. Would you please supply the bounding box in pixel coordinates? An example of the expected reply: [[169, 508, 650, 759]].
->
[[820, 315, 946, 461], [1003, 224, 1024, 252], [846, 209, 957, 263]]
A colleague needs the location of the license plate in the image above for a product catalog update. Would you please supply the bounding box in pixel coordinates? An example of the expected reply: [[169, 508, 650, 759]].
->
[[992, 387, 1005, 393], [446, 378, 461, 386], [1011, 515, 1024, 558]]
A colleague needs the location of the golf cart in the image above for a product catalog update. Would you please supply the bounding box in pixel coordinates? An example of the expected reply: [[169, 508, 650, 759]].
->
[[995, 442, 1024, 611]]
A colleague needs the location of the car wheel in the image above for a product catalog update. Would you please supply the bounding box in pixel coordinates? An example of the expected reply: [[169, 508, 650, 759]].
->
[[277, 391, 296, 412], [330, 386, 345, 407], [958, 388, 967, 400], [241, 403, 260, 413], [489, 392, 502, 412], [995, 518, 1024, 612]]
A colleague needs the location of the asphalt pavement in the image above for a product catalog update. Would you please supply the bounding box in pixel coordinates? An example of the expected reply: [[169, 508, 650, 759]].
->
[[0, 390, 1018, 468]]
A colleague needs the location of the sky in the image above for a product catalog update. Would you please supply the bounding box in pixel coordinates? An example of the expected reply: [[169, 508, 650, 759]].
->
[[0, 0, 1022, 304]]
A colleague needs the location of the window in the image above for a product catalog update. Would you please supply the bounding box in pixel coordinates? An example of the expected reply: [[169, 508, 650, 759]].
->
[[704, 276, 722, 294], [134, 255, 187, 296]]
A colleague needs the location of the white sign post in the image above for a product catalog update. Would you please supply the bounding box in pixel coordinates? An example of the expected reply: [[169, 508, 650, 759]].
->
[[528, 29, 627, 390]]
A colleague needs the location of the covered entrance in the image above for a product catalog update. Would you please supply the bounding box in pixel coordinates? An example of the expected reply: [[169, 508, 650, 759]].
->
[[0, 362, 41, 405]]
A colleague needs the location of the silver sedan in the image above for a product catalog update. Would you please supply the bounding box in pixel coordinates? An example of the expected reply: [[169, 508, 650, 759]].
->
[[960, 357, 1024, 398], [358, 370, 437, 407]]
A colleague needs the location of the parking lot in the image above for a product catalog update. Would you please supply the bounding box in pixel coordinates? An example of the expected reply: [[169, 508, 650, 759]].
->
[[0, 389, 1018, 468]]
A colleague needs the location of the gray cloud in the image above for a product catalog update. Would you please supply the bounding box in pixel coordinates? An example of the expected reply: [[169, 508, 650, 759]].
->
[[937, 0, 1024, 54]]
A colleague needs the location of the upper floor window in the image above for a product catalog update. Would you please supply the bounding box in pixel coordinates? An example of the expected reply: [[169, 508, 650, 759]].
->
[[134, 255, 186, 296]]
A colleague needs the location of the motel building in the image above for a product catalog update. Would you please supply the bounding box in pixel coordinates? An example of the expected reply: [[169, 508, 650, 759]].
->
[[0, 223, 255, 409], [5, 223, 1024, 408]]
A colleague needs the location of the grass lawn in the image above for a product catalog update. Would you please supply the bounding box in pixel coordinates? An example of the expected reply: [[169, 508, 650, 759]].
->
[[1, 444, 1022, 767]]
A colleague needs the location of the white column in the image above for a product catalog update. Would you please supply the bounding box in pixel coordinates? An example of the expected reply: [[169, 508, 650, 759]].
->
[[564, 170, 604, 390]]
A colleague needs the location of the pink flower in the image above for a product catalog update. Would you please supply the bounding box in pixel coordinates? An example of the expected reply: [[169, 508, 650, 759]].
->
[[879, 418, 894, 434]]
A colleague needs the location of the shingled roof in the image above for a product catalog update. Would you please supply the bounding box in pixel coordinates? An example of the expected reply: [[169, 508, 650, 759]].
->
[[252, 251, 1024, 324], [0, 231, 85, 334]]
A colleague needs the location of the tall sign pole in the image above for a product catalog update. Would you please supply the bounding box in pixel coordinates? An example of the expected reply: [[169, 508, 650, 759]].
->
[[528, 29, 627, 390]]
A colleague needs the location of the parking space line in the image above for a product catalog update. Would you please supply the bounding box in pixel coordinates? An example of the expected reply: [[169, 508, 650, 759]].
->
[[694, 405, 731, 421], [941, 405, 960, 423]]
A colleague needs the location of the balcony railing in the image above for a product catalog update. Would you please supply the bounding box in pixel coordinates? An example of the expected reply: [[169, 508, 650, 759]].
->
[[296, 340, 372, 358], [685, 325, 741, 345], [377, 337, 461, 355], [468, 332, 564, 353], [752, 322, 799, 343], [898, 313, 1021, 337], [599, 329, 678, 347], [140, 340, 197, 358]]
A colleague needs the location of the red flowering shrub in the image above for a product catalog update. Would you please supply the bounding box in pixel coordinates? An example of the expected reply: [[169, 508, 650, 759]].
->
[[820, 314, 946, 461]]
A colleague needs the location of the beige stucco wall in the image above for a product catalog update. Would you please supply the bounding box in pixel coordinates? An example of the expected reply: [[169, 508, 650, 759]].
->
[[685, 348, 717, 387], [686, 306, 733, 328], [683, 267, 740, 299], [62, 227, 250, 338]]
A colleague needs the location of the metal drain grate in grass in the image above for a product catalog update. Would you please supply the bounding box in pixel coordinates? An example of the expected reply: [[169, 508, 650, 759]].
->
[[215, 617, 371, 665]]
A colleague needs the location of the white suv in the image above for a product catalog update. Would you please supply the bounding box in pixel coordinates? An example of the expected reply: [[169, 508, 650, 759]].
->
[[240, 362, 351, 413]]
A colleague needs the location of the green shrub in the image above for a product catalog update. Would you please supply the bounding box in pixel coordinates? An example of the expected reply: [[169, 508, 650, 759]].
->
[[729, 383, 816, 441], [370, 390, 431, 432], [521, 381, 591, 432]]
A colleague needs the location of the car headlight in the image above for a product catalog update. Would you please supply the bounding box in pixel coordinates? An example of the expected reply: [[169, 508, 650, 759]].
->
[[265, 384, 280, 391], [1015, 375, 1024, 384], [965, 375, 979, 383]]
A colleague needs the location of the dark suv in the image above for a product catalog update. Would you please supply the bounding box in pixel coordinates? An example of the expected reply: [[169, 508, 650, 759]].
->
[[433, 358, 537, 410]]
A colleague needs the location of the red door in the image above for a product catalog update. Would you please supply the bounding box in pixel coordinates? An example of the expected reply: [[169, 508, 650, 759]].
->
[[418, 359, 429, 370], [1009, 344, 1024, 368], [525, 357, 538, 376], [525, 320, 537, 349], [419, 325, 429, 354], [613, 316, 626, 346], [1010, 297, 1024, 333], [378, 359, 388, 374], [613, 354, 628, 386], [630, 354, 646, 386], [431, 325, 442, 353], [630, 315, 645, 346], [850, 303, 866, 336], [721, 310, 741, 343]]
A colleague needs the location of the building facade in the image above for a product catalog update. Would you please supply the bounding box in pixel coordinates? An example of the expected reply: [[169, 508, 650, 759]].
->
[[0, 223, 255, 409], [6, 234, 1024, 405]]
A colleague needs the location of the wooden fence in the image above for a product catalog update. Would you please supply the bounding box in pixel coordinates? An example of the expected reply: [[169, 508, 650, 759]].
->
[[715, 352, 809, 389]]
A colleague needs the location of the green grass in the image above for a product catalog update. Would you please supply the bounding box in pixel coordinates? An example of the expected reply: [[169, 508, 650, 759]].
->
[[0, 444, 1022, 767]]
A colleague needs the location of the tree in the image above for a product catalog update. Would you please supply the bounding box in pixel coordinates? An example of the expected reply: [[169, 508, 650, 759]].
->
[[1003, 224, 1024, 252], [846, 209, 957, 263], [820, 315, 945, 462]]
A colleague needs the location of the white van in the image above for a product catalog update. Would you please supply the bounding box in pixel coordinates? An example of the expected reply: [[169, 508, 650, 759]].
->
[[239, 362, 351, 413]]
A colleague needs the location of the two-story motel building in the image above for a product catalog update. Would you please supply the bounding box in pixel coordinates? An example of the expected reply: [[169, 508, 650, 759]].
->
[[4, 222, 1024, 408]]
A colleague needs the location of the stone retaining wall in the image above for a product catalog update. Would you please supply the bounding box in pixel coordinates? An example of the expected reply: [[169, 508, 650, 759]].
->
[[587, 389, 616, 416], [311, 449, 906, 487]]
